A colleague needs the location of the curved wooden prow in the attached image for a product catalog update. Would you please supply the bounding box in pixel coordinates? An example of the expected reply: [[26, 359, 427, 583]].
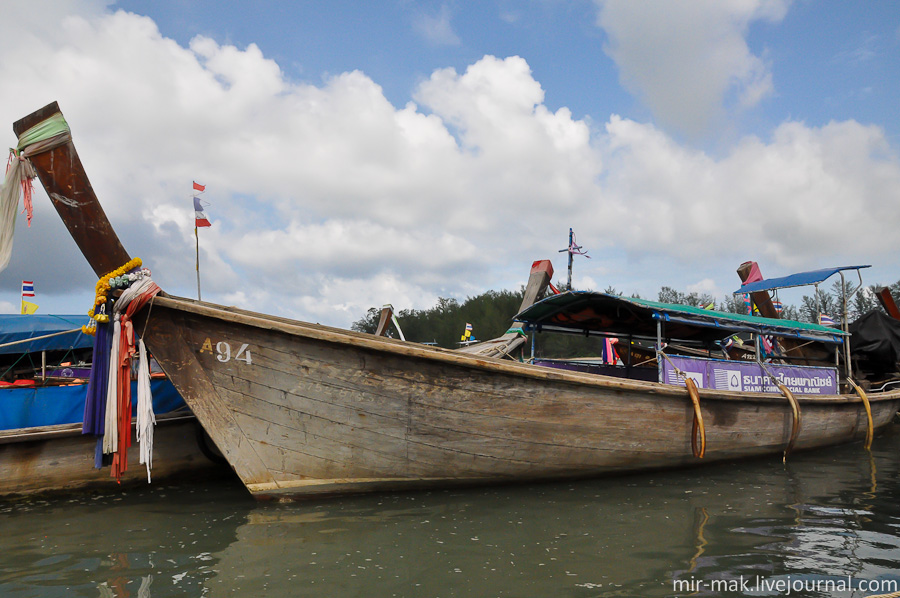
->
[[737, 260, 827, 366], [457, 260, 554, 359], [516, 260, 554, 312], [875, 287, 900, 320], [13, 102, 131, 277], [737, 261, 779, 318], [374, 305, 394, 337]]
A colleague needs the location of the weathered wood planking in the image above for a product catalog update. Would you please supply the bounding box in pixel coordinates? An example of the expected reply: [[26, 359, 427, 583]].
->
[[139, 307, 272, 487]]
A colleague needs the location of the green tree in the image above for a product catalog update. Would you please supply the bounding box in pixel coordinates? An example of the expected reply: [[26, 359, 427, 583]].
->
[[721, 294, 747, 314], [353, 291, 527, 349], [800, 287, 840, 325], [853, 285, 879, 317], [351, 307, 381, 334], [658, 286, 714, 308], [780, 304, 801, 321]]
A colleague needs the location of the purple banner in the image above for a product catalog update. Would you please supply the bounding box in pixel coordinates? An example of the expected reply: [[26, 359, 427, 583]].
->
[[662, 355, 837, 395]]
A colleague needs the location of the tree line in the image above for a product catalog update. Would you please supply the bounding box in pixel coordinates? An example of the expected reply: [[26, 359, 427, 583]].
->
[[351, 278, 900, 357], [656, 278, 896, 324]]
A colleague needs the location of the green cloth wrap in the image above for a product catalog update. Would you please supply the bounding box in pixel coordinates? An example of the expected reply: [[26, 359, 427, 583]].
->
[[16, 112, 69, 152]]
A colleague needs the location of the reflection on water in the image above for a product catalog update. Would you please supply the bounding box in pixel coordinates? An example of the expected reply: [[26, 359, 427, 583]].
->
[[0, 482, 253, 597], [3, 425, 900, 597]]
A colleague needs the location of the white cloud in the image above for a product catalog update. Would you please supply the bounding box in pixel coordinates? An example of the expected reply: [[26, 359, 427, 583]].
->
[[1, 2, 899, 326], [598, 115, 900, 270], [228, 220, 480, 279], [595, 0, 791, 136], [413, 4, 461, 46], [833, 32, 880, 65], [687, 278, 718, 298]]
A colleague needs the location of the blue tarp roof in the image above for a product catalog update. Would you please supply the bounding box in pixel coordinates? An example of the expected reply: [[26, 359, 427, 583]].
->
[[0, 315, 92, 355], [735, 265, 871, 294]]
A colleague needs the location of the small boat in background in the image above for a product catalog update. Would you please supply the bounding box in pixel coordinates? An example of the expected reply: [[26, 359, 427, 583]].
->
[[0, 314, 227, 498]]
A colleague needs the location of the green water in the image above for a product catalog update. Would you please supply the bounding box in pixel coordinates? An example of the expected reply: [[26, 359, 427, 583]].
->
[[3, 426, 900, 598]]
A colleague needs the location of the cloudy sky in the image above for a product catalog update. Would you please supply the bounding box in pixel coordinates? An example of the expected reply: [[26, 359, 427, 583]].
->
[[1, 0, 899, 328]]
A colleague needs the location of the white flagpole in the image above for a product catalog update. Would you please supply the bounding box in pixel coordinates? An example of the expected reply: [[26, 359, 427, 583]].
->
[[192, 182, 207, 301], [195, 221, 202, 301]]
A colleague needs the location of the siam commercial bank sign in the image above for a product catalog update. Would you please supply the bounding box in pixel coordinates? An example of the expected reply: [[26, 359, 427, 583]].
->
[[662, 355, 838, 395]]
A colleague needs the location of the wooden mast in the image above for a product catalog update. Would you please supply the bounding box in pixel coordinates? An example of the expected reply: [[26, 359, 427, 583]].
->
[[12, 102, 131, 277]]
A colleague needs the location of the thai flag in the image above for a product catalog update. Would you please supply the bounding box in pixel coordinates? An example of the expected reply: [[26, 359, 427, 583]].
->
[[194, 196, 212, 228], [21, 281, 34, 297], [772, 299, 783, 313], [818, 313, 836, 326]]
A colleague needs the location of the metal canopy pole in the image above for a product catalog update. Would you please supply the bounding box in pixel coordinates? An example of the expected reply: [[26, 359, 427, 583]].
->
[[838, 269, 866, 380], [840, 271, 850, 378], [530, 331, 535, 362], [656, 320, 663, 383]]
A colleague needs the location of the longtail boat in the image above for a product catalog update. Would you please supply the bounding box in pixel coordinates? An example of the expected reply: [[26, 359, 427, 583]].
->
[[0, 314, 225, 498], [11, 102, 900, 500]]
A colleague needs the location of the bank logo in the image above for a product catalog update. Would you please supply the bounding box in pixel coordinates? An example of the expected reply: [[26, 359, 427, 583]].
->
[[714, 368, 742, 391]]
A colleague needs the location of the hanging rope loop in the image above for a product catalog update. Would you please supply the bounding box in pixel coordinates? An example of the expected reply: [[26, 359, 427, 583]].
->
[[658, 350, 707, 458], [847, 377, 874, 451], [755, 360, 802, 462], [777, 382, 801, 462], [684, 377, 706, 458]]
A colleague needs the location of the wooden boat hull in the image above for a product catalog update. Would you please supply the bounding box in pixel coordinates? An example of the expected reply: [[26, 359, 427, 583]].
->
[[0, 413, 228, 498], [0, 356, 229, 499], [138, 296, 900, 500]]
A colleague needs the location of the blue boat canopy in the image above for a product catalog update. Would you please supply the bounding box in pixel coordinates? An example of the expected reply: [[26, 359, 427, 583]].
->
[[514, 292, 846, 344], [0, 315, 93, 355], [735, 265, 870, 295]]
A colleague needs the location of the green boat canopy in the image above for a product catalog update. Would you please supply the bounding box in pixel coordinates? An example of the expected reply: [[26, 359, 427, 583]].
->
[[514, 292, 846, 345]]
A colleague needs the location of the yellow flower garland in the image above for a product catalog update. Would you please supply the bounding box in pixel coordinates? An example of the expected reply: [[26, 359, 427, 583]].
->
[[82, 257, 142, 335]]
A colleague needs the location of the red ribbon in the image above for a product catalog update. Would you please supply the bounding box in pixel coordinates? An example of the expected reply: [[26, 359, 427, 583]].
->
[[109, 281, 161, 481]]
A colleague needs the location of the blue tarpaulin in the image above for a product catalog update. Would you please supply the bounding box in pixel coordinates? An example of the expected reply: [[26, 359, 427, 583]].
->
[[0, 378, 186, 431], [0, 314, 93, 355], [735, 266, 871, 295]]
